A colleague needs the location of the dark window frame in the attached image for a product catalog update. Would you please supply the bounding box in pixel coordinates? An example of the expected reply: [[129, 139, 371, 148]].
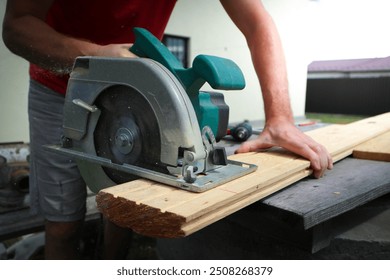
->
[[162, 34, 190, 68]]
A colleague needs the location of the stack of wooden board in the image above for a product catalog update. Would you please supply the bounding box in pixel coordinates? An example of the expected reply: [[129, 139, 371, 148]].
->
[[353, 130, 390, 162], [96, 113, 390, 238]]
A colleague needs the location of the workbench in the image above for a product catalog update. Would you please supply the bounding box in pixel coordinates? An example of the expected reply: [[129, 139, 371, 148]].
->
[[1, 116, 390, 259], [154, 119, 390, 259], [2, 155, 389, 259], [97, 114, 390, 239], [156, 156, 390, 259]]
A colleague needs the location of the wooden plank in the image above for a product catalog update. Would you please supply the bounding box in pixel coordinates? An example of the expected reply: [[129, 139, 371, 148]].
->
[[96, 112, 390, 238], [353, 131, 390, 162]]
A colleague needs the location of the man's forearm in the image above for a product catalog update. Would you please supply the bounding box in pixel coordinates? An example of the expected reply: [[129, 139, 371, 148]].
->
[[3, 14, 98, 74], [246, 11, 293, 124], [220, 0, 293, 124]]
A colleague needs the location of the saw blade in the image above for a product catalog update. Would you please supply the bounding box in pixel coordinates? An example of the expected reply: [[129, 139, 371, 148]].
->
[[93, 85, 167, 183]]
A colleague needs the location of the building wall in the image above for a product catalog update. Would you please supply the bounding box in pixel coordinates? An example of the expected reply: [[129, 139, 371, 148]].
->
[[165, 0, 312, 125], [2, 0, 389, 142], [0, 0, 310, 143], [0, 1, 30, 143], [306, 77, 390, 116]]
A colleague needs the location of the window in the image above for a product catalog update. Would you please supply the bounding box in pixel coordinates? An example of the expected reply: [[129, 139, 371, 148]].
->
[[162, 34, 190, 68]]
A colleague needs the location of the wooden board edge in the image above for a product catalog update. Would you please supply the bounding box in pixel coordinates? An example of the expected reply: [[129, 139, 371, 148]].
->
[[96, 192, 187, 238], [180, 169, 311, 237], [352, 130, 390, 162]]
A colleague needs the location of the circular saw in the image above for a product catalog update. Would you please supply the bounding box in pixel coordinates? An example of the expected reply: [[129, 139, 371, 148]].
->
[[45, 28, 257, 193]]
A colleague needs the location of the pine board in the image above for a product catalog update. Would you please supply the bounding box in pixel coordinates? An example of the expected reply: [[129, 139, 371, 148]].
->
[[353, 130, 390, 162], [96, 112, 390, 238]]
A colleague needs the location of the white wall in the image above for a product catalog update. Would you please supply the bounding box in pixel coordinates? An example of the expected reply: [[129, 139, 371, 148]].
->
[[165, 0, 346, 124], [1, 0, 390, 142], [0, 1, 30, 143], [166, 0, 262, 124], [165, 0, 312, 124]]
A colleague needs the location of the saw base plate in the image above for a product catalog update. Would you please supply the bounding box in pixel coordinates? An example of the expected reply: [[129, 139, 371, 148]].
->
[[44, 145, 257, 193]]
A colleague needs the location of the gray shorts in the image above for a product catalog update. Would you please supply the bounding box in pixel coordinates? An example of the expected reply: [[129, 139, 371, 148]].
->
[[28, 79, 87, 222]]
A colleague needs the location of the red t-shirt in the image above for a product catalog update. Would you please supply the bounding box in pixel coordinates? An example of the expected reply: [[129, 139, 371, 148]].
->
[[30, 0, 177, 95]]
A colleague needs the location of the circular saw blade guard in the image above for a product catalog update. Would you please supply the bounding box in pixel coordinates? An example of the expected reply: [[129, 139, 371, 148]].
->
[[63, 57, 208, 191]]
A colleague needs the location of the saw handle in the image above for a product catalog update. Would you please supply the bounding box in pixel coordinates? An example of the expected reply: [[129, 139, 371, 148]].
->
[[130, 28, 183, 73], [130, 28, 245, 95]]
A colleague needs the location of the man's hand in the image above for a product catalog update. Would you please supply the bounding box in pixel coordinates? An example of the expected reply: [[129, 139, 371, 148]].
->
[[235, 120, 333, 178], [92, 43, 137, 58]]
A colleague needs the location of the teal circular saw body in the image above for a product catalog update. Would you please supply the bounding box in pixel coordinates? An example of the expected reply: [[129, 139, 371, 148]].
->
[[44, 28, 257, 193]]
